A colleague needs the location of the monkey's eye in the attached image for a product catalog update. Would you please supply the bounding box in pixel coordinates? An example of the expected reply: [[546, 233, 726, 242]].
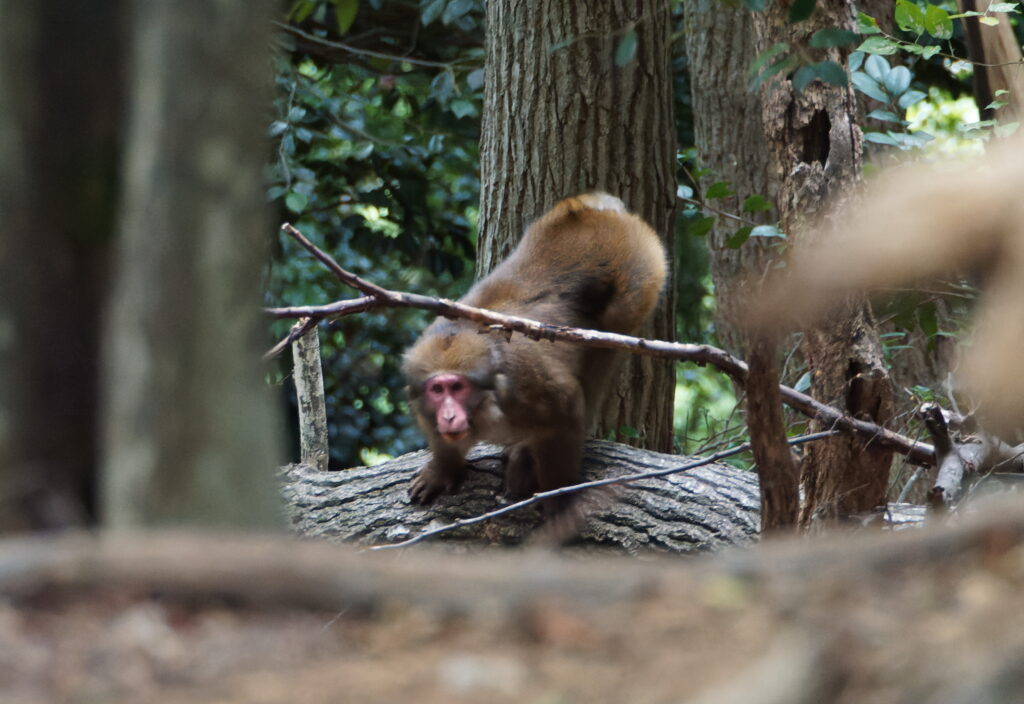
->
[[430, 383, 443, 394], [450, 381, 463, 392]]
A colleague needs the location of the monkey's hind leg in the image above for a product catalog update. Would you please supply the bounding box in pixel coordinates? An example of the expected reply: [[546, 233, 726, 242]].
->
[[503, 443, 538, 499], [529, 430, 585, 520], [409, 441, 468, 505]]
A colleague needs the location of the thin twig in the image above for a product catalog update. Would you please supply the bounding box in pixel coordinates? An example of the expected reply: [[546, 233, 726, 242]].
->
[[275, 22, 475, 70], [263, 297, 378, 361], [264, 317, 320, 362], [272, 223, 936, 465], [368, 430, 840, 551]]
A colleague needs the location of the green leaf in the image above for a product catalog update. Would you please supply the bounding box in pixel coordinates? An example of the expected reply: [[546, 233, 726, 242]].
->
[[857, 36, 900, 55], [334, 0, 359, 34], [794, 372, 811, 393], [466, 68, 485, 91], [749, 43, 790, 76], [751, 55, 801, 89], [285, 192, 308, 213], [884, 65, 912, 96], [809, 28, 860, 48], [792, 65, 817, 94], [743, 0, 767, 10], [788, 0, 817, 23], [421, 0, 445, 26], [864, 54, 890, 81], [618, 425, 640, 439], [430, 70, 455, 103], [849, 51, 865, 72], [979, 16, 1000, 25], [988, 3, 1019, 12], [615, 28, 638, 66], [864, 131, 900, 146], [924, 4, 953, 39], [706, 181, 735, 199], [442, 0, 473, 25], [677, 184, 694, 199], [750, 224, 785, 238], [897, 89, 927, 110], [811, 60, 848, 86], [857, 12, 881, 34], [866, 109, 903, 124], [895, 0, 926, 34], [742, 194, 773, 212], [688, 215, 716, 237], [921, 46, 941, 59], [851, 72, 888, 102], [289, 0, 317, 22], [726, 226, 754, 249], [449, 99, 476, 118]]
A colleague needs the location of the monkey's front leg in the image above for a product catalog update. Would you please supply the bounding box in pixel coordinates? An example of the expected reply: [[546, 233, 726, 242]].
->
[[409, 440, 467, 505]]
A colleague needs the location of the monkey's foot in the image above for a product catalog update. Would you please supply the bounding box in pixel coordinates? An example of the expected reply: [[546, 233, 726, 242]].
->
[[408, 467, 463, 505]]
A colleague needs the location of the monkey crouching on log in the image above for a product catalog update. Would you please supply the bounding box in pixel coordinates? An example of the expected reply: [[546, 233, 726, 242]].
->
[[402, 193, 667, 518]]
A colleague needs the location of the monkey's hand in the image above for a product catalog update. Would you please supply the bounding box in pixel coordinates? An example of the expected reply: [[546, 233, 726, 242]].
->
[[408, 461, 466, 505]]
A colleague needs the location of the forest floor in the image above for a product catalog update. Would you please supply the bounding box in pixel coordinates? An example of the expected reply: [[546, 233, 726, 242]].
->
[[2, 525, 1024, 704]]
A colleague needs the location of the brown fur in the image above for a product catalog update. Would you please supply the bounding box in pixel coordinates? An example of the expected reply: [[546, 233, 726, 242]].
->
[[403, 193, 667, 512]]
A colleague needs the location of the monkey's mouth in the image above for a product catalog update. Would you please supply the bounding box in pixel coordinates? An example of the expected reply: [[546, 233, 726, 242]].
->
[[440, 431, 468, 444]]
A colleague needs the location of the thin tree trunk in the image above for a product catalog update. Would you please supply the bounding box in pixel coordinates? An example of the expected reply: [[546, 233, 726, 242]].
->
[[754, 3, 895, 525], [478, 0, 677, 451], [101, 0, 283, 529]]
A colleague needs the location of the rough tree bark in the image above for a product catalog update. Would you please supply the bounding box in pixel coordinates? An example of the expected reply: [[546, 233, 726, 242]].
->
[[101, 0, 283, 529], [681, 0, 779, 356], [0, 1, 124, 530], [683, 2, 896, 526], [478, 0, 677, 451], [292, 327, 329, 471], [755, 3, 895, 526], [282, 441, 762, 553], [958, 0, 1024, 120]]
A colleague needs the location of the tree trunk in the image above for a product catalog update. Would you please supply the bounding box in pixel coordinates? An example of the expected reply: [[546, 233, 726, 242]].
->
[[958, 0, 1024, 121], [478, 0, 677, 451], [681, 0, 779, 356], [101, 0, 283, 529], [754, 3, 895, 526], [282, 440, 762, 553], [0, 1, 124, 531]]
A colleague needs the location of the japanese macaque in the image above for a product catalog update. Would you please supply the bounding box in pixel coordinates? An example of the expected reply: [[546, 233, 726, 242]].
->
[[403, 193, 667, 513]]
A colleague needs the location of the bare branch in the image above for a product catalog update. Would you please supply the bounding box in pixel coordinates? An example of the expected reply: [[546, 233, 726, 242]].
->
[[269, 223, 936, 465]]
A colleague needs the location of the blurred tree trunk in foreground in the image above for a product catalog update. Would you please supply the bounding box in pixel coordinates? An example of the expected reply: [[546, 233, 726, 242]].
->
[[478, 0, 677, 452], [0, 1, 124, 530], [101, 0, 284, 529]]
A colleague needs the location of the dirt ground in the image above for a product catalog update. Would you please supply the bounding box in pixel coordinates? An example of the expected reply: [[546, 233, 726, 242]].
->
[[2, 527, 1024, 704]]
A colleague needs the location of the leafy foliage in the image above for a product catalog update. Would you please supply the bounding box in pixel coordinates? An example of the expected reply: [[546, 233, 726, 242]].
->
[[267, 1, 484, 467]]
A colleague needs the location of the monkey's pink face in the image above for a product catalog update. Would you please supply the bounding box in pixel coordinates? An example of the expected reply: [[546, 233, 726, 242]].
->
[[424, 373, 473, 443]]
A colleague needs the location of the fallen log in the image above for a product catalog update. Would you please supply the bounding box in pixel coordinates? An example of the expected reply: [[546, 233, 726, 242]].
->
[[281, 440, 762, 553]]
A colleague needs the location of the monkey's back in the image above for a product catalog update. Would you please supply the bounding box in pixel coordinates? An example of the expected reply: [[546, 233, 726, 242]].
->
[[465, 193, 667, 334]]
